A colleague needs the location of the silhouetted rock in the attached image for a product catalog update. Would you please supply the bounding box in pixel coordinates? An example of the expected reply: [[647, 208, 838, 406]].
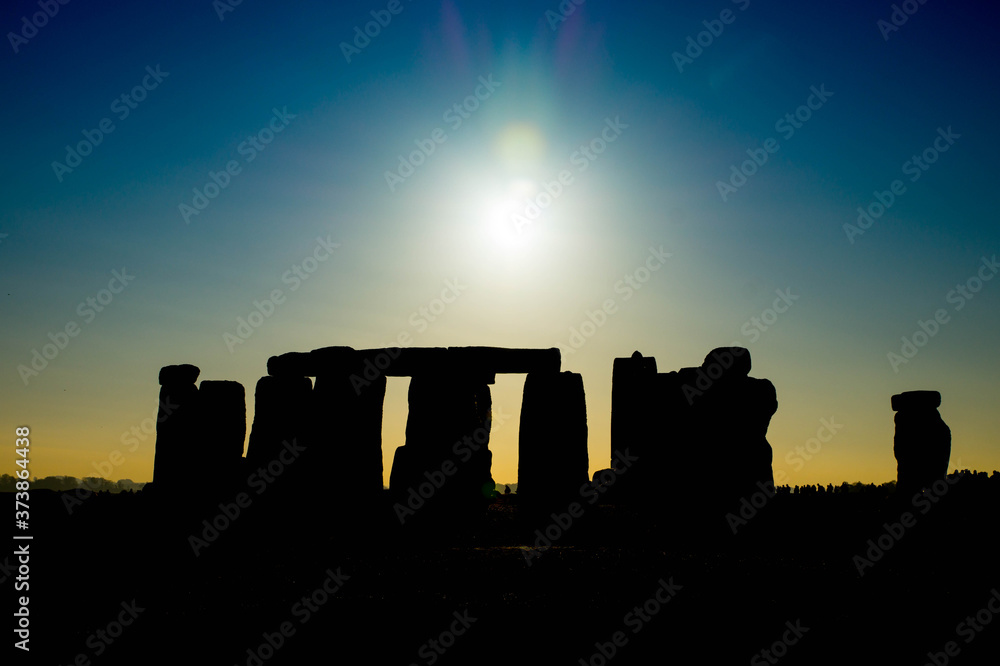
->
[[613, 347, 776, 511], [611, 351, 658, 500], [311, 372, 387, 497], [267, 351, 324, 377], [448, 346, 561, 375], [366, 347, 448, 377], [706, 374, 777, 501], [267, 346, 560, 379], [518, 371, 589, 504], [891, 390, 941, 411], [247, 375, 312, 466], [158, 363, 200, 385], [197, 380, 246, 479], [893, 390, 950, 494], [390, 375, 494, 511], [152, 365, 201, 490], [703, 346, 751, 378]]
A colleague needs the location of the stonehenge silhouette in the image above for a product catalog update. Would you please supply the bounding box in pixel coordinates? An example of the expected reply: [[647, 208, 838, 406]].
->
[[152, 345, 950, 523]]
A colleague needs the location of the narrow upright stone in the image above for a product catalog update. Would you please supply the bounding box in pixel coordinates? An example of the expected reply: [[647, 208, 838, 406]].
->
[[893, 390, 950, 494], [311, 372, 387, 497], [390, 375, 494, 509], [610, 352, 657, 500], [247, 375, 312, 467], [153, 365, 201, 490], [518, 371, 589, 503], [197, 380, 246, 479]]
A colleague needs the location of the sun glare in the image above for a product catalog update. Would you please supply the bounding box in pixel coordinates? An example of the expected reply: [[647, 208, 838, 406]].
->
[[484, 177, 538, 250]]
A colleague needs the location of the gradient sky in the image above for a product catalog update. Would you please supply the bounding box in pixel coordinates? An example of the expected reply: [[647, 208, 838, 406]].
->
[[3, 0, 998, 488]]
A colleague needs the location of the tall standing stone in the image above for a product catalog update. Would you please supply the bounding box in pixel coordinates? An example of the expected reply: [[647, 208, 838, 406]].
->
[[611, 347, 776, 513], [153, 364, 201, 490], [390, 375, 494, 510], [311, 372, 387, 498], [518, 371, 589, 503], [611, 352, 657, 460], [686, 347, 775, 504], [197, 380, 246, 481], [247, 375, 313, 467], [893, 390, 950, 494], [650, 366, 701, 501]]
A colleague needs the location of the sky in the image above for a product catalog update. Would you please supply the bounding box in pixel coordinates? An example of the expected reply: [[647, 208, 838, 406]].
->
[[2, 0, 998, 488]]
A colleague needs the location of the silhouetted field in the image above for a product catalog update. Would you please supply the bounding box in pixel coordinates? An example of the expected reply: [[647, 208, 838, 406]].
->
[[8, 471, 999, 665]]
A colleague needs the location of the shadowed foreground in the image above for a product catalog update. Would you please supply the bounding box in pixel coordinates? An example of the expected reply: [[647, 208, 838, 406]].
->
[[14, 470, 1000, 666]]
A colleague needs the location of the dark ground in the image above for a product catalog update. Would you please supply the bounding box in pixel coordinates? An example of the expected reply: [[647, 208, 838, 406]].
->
[[6, 472, 999, 666]]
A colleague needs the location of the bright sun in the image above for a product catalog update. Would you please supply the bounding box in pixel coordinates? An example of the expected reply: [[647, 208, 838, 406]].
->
[[484, 177, 539, 249], [481, 123, 549, 250]]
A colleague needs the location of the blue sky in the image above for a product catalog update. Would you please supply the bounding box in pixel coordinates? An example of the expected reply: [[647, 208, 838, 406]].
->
[[2, 0, 998, 485]]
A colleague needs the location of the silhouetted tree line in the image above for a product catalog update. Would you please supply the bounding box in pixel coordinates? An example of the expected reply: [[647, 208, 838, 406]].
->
[[774, 469, 998, 496], [3, 471, 996, 498], [0, 474, 145, 493]]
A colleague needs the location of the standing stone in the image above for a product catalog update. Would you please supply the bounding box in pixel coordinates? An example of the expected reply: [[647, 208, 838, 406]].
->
[[612, 347, 776, 513], [247, 376, 313, 468], [610, 352, 658, 501], [518, 371, 589, 503], [197, 380, 246, 481], [893, 390, 950, 494], [651, 367, 701, 502], [691, 348, 775, 504], [153, 365, 201, 490], [310, 372, 387, 498], [611, 352, 657, 461], [158, 363, 200, 386], [390, 375, 494, 510], [467, 382, 495, 500]]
